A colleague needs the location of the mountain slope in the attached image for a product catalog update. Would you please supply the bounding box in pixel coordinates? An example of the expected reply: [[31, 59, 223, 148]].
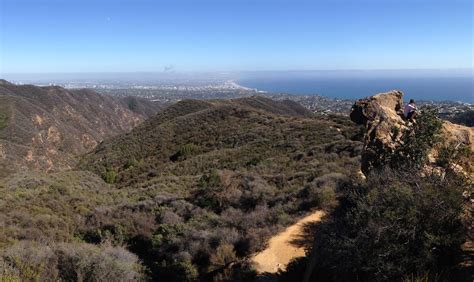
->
[[0, 80, 163, 176], [79, 96, 323, 186], [77, 96, 363, 280], [1, 95, 363, 280]]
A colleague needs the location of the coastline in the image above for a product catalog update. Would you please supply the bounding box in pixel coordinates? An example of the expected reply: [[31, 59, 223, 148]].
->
[[236, 77, 474, 104]]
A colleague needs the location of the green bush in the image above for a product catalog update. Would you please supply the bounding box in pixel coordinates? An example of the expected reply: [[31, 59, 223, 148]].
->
[[391, 107, 443, 169], [194, 169, 226, 212], [155, 260, 198, 282], [103, 168, 118, 184], [170, 144, 198, 161], [300, 169, 468, 281], [124, 157, 139, 169], [436, 144, 472, 172], [0, 241, 144, 281], [151, 223, 185, 248]]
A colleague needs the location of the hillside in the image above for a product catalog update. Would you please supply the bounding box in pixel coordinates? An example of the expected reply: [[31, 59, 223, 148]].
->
[[444, 110, 474, 127], [74, 96, 363, 280], [4, 92, 470, 281], [79, 96, 355, 187], [2, 87, 471, 281], [280, 91, 473, 282], [0, 170, 148, 280], [0, 80, 163, 176], [0, 95, 365, 281]]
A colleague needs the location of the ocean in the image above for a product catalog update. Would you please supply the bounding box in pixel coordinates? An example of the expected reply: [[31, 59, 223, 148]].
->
[[237, 72, 473, 103]]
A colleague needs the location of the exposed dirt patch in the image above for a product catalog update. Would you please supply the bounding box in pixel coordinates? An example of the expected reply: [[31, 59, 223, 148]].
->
[[251, 210, 324, 273], [34, 114, 44, 126]]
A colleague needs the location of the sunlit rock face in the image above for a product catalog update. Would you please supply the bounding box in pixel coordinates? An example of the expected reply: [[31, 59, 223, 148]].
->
[[350, 90, 406, 173], [351, 90, 473, 176]]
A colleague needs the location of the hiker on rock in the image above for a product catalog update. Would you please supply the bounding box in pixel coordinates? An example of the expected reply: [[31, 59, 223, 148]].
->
[[404, 99, 417, 121]]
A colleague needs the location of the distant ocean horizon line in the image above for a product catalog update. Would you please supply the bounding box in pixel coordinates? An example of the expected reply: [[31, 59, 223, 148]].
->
[[2, 69, 472, 103], [236, 75, 473, 103]]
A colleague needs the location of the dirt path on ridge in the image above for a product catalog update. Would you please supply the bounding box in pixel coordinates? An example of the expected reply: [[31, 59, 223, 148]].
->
[[251, 210, 325, 273]]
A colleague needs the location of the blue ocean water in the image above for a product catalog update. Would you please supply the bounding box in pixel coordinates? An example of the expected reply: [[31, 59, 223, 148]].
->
[[238, 75, 473, 103]]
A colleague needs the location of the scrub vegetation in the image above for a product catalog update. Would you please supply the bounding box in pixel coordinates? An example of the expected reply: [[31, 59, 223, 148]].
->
[[1, 97, 363, 281]]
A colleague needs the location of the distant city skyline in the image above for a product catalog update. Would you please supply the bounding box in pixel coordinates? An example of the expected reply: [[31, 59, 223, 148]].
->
[[1, 0, 472, 74]]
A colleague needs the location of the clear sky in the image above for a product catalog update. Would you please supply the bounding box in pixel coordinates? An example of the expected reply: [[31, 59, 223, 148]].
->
[[0, 0, 472, 73]]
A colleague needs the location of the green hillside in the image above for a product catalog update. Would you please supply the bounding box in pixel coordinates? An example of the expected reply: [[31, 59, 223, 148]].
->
[[1, 96, 363, 281], [2, 94, 471, 281], [76, 96, 363, 280]]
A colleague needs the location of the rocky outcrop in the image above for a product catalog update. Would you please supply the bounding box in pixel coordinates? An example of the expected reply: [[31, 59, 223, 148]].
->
[[350, 90, 407, 173], [441, 121, 474, 151], [351, 90, 474, 175]]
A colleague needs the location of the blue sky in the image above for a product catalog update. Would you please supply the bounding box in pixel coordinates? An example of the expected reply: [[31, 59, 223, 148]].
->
[[0, 0, 472, 73]]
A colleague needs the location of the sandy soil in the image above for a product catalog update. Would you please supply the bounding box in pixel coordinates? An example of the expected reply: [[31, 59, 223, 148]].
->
[[251, 210, 325, 273]]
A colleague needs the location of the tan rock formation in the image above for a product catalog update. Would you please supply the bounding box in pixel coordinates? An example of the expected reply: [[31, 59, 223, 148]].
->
[[442, 121, 474, 151], [350, 90, 406, 172], [350, 90, 473, 175]]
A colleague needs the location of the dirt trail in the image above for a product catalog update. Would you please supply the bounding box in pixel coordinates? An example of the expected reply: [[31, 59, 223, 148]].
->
[[251, 210, 324, 273]]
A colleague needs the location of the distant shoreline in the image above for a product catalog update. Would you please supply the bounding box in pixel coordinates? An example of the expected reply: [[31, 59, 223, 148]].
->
[[2, 75, 472, 104], [236, 76, 473, 104]]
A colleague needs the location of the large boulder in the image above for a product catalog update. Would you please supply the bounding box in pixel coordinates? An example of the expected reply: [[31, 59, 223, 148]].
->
[[351, 90, 474, 175], [350, 90, 405, 126], [350, 90, 406, 172]]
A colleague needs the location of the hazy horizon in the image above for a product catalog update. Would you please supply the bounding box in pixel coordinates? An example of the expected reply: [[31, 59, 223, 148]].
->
[[3, 68, 473, 80], [3, 69, 472, 102]]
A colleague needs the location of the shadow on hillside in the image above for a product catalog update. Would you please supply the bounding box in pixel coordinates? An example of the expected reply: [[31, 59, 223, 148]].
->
[[255, 272, 280, 282], [288, 216, 325, 250], [252, 216, 326, 282]]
